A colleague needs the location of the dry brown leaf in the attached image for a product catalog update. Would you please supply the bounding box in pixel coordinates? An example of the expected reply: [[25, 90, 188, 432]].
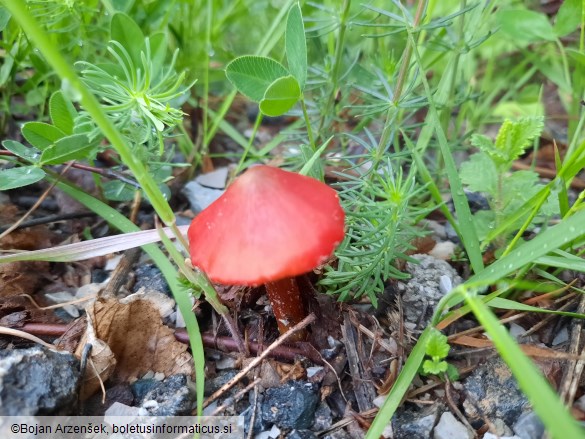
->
[[75, 294, 193, 400], [0, 219, 52, 298], [0, 261, 49, 297]]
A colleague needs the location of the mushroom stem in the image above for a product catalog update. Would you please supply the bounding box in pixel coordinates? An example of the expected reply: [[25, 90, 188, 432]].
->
[[265, 277, 307, 342]]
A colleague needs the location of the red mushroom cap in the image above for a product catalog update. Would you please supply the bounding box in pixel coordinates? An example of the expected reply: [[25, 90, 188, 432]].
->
[[188, 166, 345, 286]]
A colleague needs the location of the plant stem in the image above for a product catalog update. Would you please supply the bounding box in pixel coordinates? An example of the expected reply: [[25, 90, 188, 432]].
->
[[316, 0, 351, 140], [234, 110, 263, 176], [300, 97, 316, 152], [374, 0, 427, 165], [201, 0, 212, 157]]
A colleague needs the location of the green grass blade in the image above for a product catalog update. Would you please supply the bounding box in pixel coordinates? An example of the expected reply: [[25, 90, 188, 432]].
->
[[408, 33, 484, 274], [156, 225, 205, 414], [462, 289, 585, 439], [472, 208, 585, 285], [47, 177, 206, 416], [365, 327, 432, 439], [488, 297, 585, 319]]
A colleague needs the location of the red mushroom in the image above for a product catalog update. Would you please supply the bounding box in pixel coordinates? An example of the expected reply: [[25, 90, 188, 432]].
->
[[188, 165, 345, 341]]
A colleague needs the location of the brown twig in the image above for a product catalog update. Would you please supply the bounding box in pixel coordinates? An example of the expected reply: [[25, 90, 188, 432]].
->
[[18, 319, 324, 364], [0, 212, 97, 233], [0, 150, 140, 188], [202, 313, 316, 408], [342, 313, 376, 412], [209, 377, 260, 416], [101, 248, 141, 298], [0, 327, 59, 350], [445, 378, 477, 438], [560, 292, 585, 405]]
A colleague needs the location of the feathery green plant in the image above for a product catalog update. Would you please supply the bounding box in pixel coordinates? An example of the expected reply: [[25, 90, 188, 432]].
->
[[460, 117, 557, 245]]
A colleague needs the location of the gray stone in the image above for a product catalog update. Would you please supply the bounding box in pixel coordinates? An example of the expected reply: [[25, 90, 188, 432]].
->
[[552, 327, 569, 346], [242, 400, 271, 436], [133, 264, 171, 296], [433, 411, 473, 439], [0, 347, 80, 415], [261, 381, 320, 430], [196, 167, 229, 189], [513, 411, 545, 439], [492, 418, 514, 437], [288, 429, 318, 439], [322, 429, 351, 439], [399, 254, 462, 327], [311, 401, 333, 431], [182, 181, 224, 213], [462, 357, 530, 427], [575, 394, 585, 412], [392, 404, 441, 439], [483, 434, 521, 439], [204, 370, 238, 395], [135, 374, 195, 416]]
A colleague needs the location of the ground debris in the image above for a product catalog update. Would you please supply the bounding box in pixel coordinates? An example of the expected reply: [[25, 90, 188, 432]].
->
[[75, 293, 192, 400]]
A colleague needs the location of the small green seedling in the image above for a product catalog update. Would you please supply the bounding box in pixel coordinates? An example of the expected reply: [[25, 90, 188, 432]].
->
[[421, 328, 459, 381], [460, 117, 556, 245]]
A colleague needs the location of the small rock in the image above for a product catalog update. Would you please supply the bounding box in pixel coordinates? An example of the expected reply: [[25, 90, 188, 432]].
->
[[215, 355, 237, 370], [131, 378, 159, 401], [322, 429, 351, 439], [492, 418, 514, 437], [392, 404, 441, 439], [0, 347, 80, 415], [258, 361, 283, 389], [182, 181, 224, 213], [429, 241, 457, 261], [433, 411, 473, 439], [104, 254, 123, 271], [288, 429, 318, 439], [134, 374, 195, 416], [45, 291, 80, 318], [104, 401, 140, 418], [196, 167, 229, 189], [205, 370, 238, 395], [445, 222, 459, 243], [311, 401, 333, 431], [261, 381, 320, 430], [82, 383, 134, 415], [399, 254, 462, 327], [142, 371, 156, 380], [267, 424, 281, 438], [575, 394, 585, 412], [420, 219, 447, 240], [133, 264, 171, 296], [306, 366, 324, 378], [483, 434, 521, 439], [509, 323, 528, 341], [513, 411, 544, 439], [256, 424, 281, 439], [242, 399, 271, 435], [552, 327, 569, 346], [462, 357, 529, 427]]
